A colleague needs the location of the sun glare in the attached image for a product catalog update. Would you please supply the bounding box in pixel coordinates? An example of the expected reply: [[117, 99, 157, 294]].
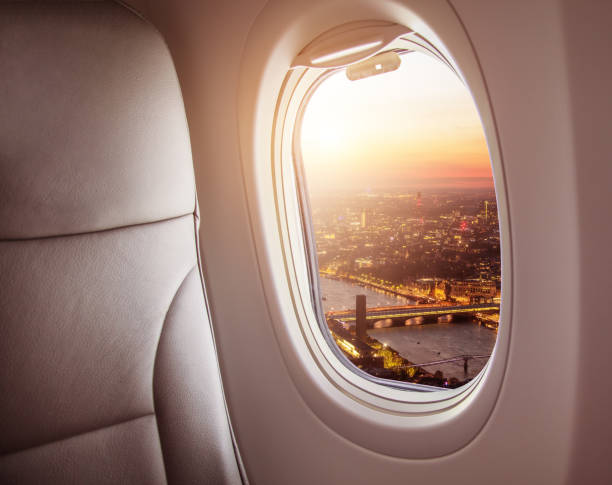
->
[[301, 113, 348, 159], [300, 51, 492, 192]]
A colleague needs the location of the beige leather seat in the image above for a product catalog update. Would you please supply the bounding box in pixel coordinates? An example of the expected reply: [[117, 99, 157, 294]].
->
[[0, 2, 243, 483]]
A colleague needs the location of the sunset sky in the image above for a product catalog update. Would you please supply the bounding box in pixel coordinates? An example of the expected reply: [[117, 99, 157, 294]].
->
[[300, 51, 493, 193]]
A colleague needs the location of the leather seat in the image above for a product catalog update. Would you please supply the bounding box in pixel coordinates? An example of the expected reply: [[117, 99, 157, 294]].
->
[[0, 2, 243, 483]]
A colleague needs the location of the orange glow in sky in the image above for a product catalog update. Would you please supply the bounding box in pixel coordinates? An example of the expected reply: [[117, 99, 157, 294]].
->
[[300, 52, 493, 192]]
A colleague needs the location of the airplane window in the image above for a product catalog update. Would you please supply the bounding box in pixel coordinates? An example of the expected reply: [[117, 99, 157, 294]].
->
[[296, 51, 500, 389]]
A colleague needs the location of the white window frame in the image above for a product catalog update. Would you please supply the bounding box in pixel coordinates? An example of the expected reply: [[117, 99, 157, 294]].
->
[[237, 1, 513, 458]]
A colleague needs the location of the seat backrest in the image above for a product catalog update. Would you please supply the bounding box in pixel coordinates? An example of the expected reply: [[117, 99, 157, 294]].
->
[[0, 2, 242, 483]]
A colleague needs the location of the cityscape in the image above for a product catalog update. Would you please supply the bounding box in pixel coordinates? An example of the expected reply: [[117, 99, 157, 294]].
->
[[309, 188, 501, 388], [299, 51, 500, 389]]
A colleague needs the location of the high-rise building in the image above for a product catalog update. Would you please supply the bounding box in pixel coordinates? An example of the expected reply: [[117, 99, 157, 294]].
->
[[360, 210, 367, 228], [355, 294, 367, 342]]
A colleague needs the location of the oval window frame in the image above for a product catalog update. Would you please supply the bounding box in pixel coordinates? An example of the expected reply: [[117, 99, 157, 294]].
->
[[238, 0, 513, 458]]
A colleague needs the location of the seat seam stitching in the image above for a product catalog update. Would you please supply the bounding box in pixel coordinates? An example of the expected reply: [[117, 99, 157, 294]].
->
[[0, 412, 155, 458], [0, 212, 193, 243]]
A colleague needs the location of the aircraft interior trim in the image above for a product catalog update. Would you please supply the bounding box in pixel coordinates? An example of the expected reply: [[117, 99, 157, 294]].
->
[[1, 0, 611, 484]]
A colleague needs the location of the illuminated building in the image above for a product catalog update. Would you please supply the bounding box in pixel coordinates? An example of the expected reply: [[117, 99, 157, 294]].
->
[[450, 280, 496, 304]]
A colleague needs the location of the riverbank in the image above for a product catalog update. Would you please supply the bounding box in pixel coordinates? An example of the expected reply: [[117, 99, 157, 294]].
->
[[321, 273, 428, 303], [369, 320, 496, 380], [328, 317, 469, 388]]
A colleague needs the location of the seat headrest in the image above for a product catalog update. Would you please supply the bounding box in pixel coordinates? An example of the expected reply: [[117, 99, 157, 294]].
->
[[0, 1, 195, 239]]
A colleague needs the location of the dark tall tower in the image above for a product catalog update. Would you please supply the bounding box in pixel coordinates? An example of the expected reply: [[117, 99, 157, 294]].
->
[[356, 294, 367, 342]]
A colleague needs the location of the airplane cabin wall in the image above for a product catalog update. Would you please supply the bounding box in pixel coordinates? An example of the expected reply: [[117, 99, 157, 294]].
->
[[124, 0, 612, 483]]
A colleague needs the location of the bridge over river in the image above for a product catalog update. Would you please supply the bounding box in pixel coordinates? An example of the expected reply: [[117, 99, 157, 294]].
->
[[327, 303, 499, 322]]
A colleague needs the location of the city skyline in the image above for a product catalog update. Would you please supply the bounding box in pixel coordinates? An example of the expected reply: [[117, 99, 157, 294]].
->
[[311, 189, 500, 387]]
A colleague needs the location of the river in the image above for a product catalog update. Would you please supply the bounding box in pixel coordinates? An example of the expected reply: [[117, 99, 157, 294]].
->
[[319, 277, 414, 312], [319, 276, 497, 380]]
